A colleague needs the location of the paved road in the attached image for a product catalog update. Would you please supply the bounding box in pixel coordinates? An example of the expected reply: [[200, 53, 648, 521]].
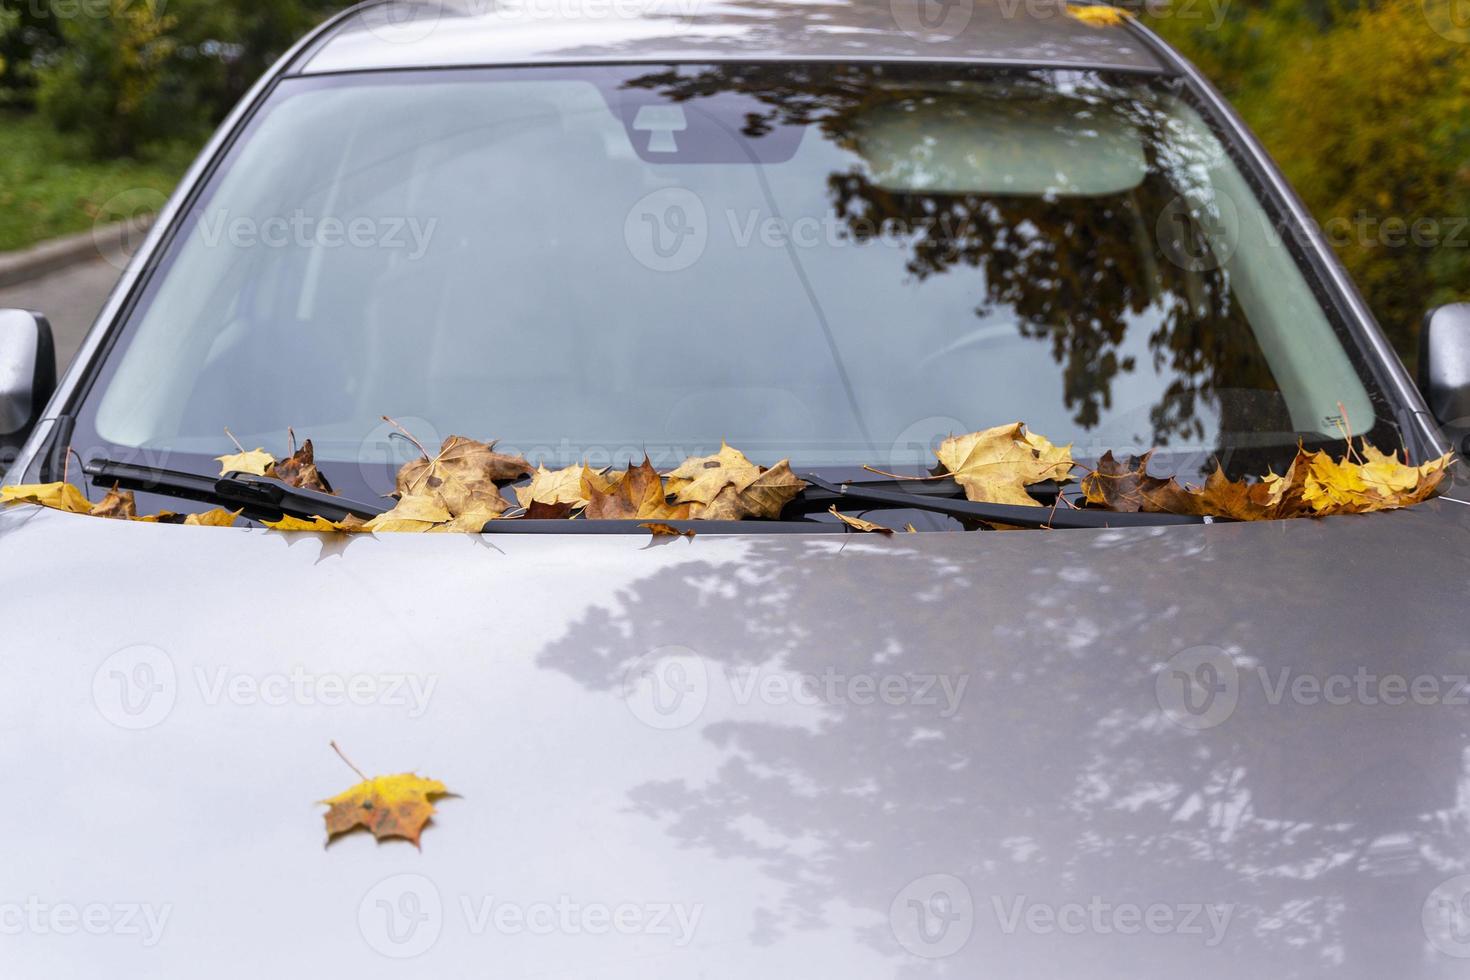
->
[[0, 253, 125, 373]]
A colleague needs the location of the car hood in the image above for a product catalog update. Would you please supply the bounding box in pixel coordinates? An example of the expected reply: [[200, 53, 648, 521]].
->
[[3, 501, 1470, 979]]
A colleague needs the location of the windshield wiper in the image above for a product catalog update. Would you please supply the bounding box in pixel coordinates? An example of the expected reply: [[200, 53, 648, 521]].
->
[[800, 474, 1211, 530], [83, 458, 386, 523]]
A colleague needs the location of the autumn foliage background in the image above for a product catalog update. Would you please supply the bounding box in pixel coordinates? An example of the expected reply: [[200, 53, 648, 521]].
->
[[0, 0, 1467, 370]]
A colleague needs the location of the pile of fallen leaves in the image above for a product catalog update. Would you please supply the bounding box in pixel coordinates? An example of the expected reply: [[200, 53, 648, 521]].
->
[[1080, 444, 1450, 520], [0, 420, 1452, 533]]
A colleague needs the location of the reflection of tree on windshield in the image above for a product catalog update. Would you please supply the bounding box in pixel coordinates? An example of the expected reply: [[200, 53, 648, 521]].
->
[[623, 66, 1286, 451]]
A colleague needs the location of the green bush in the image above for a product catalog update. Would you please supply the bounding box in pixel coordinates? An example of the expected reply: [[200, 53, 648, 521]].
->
[[35, 0, 188, 157], [1154, 0, 1470, 368]]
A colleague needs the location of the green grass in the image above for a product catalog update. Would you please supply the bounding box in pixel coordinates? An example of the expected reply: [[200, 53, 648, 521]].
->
[[0, 111, 199, 253]]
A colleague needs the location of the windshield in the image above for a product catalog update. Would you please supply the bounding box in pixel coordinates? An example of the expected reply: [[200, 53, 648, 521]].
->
[[76, 63, 1396, 498]]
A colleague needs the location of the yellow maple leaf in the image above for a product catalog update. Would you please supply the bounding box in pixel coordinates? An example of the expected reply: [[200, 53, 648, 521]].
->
[[320, 772, 450, 848], [396, 435, 531, 520], [936, 424, 1074, 507], [364, 493, 453, 533], [215, 448, 276, 477], [1, 482, 95, 515], [666, 444, 807, 520], [1066, 3, 1131, 27], [515, 463, 600, 510], [263, 513, 364, 533]]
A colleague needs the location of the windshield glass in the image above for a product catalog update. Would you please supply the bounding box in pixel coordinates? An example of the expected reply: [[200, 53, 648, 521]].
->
[[78, 63, 1395, 496]]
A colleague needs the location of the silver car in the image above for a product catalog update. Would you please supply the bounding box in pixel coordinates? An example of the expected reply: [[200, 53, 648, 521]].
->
[[4, 0, 1470, 976]]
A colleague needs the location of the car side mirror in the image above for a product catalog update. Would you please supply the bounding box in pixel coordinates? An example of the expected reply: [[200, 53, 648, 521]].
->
[[1418, 303, 1470, 426], [0, 309, 57, 448]]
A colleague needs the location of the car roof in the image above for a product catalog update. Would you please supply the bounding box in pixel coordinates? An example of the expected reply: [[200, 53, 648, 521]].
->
[[297, 0, 1169, 75]]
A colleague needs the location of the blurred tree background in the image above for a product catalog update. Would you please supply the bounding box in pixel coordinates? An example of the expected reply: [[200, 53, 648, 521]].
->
[[1149, 0, 1470, 366], [0, 0, 1467, 366]]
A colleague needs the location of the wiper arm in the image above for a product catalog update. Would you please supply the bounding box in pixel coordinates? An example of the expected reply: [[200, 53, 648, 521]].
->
[[800, 474, 1211, 530], [83, 458, 386, 523]]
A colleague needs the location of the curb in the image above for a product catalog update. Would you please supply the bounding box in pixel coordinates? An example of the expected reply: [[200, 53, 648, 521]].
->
[[0, 216, 153, 289]]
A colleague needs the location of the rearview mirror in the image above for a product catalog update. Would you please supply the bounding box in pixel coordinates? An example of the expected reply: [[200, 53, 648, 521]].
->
[[0, 309, 57, 447], [1418, 303, 1470, 427]]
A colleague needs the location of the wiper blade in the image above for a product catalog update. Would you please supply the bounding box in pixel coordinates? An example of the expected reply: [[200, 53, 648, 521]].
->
[[800, 474, 1210, 530], [83, 458, 386, 523]]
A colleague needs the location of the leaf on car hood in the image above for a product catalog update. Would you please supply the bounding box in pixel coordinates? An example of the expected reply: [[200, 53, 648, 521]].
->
[[395, 434, 532, 521], [1066, 3, 1132, 27], [515, 463, 602, 511], [364, 493, 454, 533], [88, 483, 137, 520], [272, 439, 334, 494], [641, 521, 695, 538], [829, 506, 895, 535], [667, 443, 807, 520], [320, 743, 449, 849], [263, 513, 367, 533], [935, 423, 1074, 507], [1082, 443, 1452, 520], [2, 482, 94, 514], [585, 457, 692, 521]]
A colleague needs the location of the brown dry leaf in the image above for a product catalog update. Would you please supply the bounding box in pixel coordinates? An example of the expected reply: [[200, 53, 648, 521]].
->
[[396, 435, 531, 521], [515, 464, 600, 511], [525, 500, 576, 520], [320, 772, 450, 848], [89, 484, 137, 520], [364, 494, 453, 533], [264, 513, 366, 533], [1, 482, 95, 515], [936, 424, 1074, 507], [667, 445, 807, 520], [585, 457, 691, 521], [641, 522, 695, 538], [215, 448, 276, 477], [272, 439, 334, 494], [1080, 451, 1204, 515], [829, 506, 894, 535]]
